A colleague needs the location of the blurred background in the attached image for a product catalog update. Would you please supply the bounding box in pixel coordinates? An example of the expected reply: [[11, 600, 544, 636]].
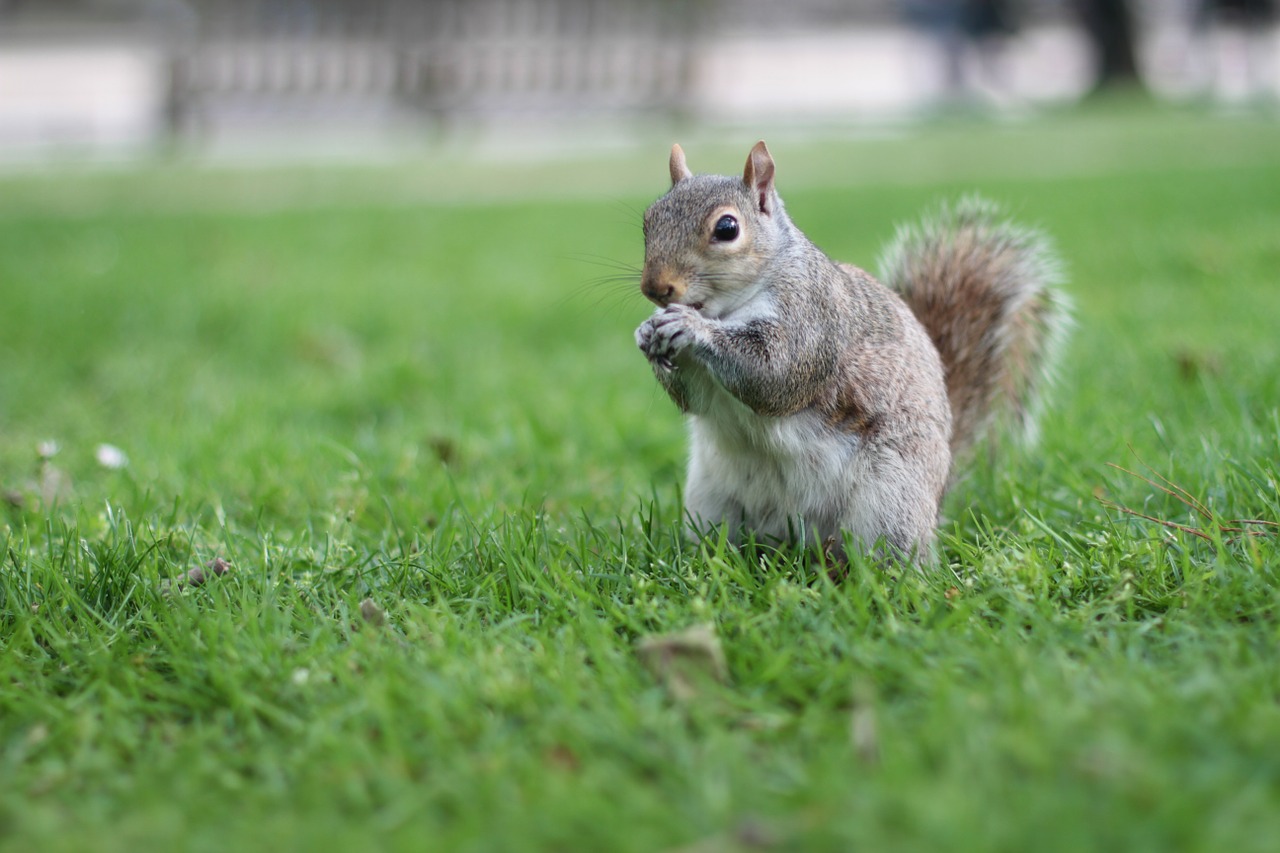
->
[[0, 0, 1276, 164]]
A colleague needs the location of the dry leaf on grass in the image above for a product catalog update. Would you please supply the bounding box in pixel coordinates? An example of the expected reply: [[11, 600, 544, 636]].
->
[[663, 818, 778, 853], [850, 679, 881, 765], [184, 557, 232, 588], [359, 597, 387, 627], [636, 623, 728, 702], [543, 744, 581, 773]]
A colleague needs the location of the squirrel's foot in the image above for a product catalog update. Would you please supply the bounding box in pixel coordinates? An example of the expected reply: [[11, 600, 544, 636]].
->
[[636, 304, 704, 371]]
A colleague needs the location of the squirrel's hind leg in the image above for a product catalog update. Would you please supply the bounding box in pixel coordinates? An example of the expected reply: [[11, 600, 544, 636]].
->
[[838, 449, 943, 565]]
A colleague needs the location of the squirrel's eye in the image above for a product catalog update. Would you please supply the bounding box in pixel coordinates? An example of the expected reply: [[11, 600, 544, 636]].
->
[[712, 215, 739, 242]]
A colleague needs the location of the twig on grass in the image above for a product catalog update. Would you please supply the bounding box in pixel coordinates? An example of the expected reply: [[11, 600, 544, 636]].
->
[[1100, 447, 1277, 543]]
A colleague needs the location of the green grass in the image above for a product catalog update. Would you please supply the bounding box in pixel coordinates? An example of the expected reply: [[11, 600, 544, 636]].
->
[[2, 106, 1280, 852]]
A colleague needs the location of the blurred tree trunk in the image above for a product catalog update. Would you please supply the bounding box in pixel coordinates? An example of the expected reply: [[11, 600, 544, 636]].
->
[[1074, 0, 1142, 91]]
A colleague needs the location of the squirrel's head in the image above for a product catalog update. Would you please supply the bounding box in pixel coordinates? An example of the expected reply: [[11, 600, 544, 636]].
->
[[640, 141, 784, 319]]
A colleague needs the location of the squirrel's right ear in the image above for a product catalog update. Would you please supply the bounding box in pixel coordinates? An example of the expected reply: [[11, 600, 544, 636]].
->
[[669, 143, 692, 186], [743, 141, 776, 215]]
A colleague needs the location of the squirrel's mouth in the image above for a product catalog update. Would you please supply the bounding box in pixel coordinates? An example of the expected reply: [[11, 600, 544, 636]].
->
[[688, 301, 705, 311]]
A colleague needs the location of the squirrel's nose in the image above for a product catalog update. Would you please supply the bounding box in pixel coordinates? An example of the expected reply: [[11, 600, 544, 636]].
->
[[641, 269, 683, 306], [643, 280, 675, 306]]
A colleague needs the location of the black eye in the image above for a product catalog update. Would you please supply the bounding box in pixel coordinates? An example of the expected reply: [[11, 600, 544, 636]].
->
[[712, 215, 739, 242]]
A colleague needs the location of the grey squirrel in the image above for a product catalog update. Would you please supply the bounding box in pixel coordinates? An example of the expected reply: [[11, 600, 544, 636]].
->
[[635, 141, 1070, 560]]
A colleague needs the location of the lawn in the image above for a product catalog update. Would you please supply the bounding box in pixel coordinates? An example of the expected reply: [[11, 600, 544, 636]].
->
[[2, 106, 1279, 852]]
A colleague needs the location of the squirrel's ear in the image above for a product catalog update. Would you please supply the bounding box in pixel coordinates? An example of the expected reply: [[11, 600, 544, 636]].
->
[[669, 143, 692, 186], [743, 141, 775, 215]]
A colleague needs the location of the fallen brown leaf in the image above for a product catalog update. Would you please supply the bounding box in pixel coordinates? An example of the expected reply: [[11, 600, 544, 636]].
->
[[636, 623, 728, 702], [359, 597, 386, 627]]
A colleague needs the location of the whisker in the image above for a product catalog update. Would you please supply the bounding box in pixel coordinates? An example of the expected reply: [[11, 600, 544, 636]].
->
[[562, 253, 644, 275], [555, 271, 646, 313], [610, 198, 646, 230], [564, 276, 640, 297]]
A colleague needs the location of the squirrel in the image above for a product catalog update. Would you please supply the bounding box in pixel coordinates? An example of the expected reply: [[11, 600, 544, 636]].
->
[[634, 141, 1070, 561]]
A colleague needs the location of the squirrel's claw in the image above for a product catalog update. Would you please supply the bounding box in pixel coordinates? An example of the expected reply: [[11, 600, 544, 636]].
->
[[636, 304, 701, 372]]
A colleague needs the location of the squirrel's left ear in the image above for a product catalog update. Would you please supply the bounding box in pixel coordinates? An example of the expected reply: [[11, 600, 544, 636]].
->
[[743, 141, 775, 215], [669, 144, 692, 186]]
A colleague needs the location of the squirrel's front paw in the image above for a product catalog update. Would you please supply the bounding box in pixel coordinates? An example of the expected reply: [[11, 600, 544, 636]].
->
[[636, 304, 703, 370]]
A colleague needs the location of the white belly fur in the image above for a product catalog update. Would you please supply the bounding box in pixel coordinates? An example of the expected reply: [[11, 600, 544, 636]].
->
[[683, 389, 878, 547]]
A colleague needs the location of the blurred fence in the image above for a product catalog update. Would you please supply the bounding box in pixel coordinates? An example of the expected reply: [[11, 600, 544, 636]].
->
[[0, 0, 1276, 157], [165, 0, 711, 129]]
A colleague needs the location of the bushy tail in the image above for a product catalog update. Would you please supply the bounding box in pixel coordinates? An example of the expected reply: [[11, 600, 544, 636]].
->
[[878, 196, 1071, 462]]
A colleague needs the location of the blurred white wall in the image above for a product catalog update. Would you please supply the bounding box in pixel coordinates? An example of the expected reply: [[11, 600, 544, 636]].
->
[[0, 40, 167, 157], [691, 23, 1096, 120]]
